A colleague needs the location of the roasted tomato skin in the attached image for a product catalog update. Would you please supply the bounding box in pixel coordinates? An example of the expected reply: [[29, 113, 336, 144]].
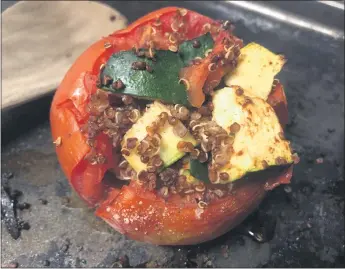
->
[[50, 40, 122, 207], [267, 81, 288, 128], [50, 7, 292, 245], [96, 167, 293, 245]]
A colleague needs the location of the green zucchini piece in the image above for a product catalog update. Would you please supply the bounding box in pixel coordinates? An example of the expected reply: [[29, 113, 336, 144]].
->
[[178, 32, 214, 65], [189, 159, 210, 183], [122, 101, 197, 173], [100, 33, 214, 106], [101, 50, 189, 106]]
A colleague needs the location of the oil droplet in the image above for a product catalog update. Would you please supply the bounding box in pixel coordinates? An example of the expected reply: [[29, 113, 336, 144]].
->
[[237, 211, 277, 243]]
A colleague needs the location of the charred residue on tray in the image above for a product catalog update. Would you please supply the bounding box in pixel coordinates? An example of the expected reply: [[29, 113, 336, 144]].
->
[[1, 182, 20, 239], [1, 172, 31, 240]]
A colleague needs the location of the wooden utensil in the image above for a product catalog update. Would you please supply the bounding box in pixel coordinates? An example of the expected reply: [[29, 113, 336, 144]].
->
[[1, 1, 128, 110]]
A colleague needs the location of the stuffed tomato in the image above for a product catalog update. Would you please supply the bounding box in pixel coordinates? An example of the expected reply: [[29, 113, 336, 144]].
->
[[50, 7, 297, 245]]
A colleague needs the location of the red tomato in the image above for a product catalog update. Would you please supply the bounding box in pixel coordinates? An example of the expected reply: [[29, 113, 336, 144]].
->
[[96, 167, 293, 245], [267, 81, 289, 128], [50, 7, 293, 244]]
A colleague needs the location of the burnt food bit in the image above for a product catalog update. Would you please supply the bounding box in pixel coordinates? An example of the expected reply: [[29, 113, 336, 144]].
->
[[2, 172, 14, 179], [19, 221, 30, 230], [39, 198, 48, 205], [1, 184, 20, 239], [60, 239, 70, 252], [17, 202, 31, 210], [11, 189, 22, 199], [42, 260, 50, 267], [111, 255, 130, 268]]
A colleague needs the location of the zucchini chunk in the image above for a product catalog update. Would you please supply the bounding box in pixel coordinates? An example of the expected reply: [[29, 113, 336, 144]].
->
[[212, 86, 293, 183], [224, 43, 285, 100], [100, 33, 214, 106], [122, 101, 197, 173], [179, 157, 203, 185]]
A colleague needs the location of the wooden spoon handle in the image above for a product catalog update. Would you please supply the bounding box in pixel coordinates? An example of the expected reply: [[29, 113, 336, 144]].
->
[[1, 1, 128, 110]]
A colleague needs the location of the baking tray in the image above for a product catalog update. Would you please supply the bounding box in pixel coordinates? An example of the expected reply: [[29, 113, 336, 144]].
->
[[1, 1, 344, 267]]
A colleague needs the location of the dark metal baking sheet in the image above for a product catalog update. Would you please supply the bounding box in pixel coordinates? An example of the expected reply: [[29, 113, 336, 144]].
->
[[1, 1, 344, 267]]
